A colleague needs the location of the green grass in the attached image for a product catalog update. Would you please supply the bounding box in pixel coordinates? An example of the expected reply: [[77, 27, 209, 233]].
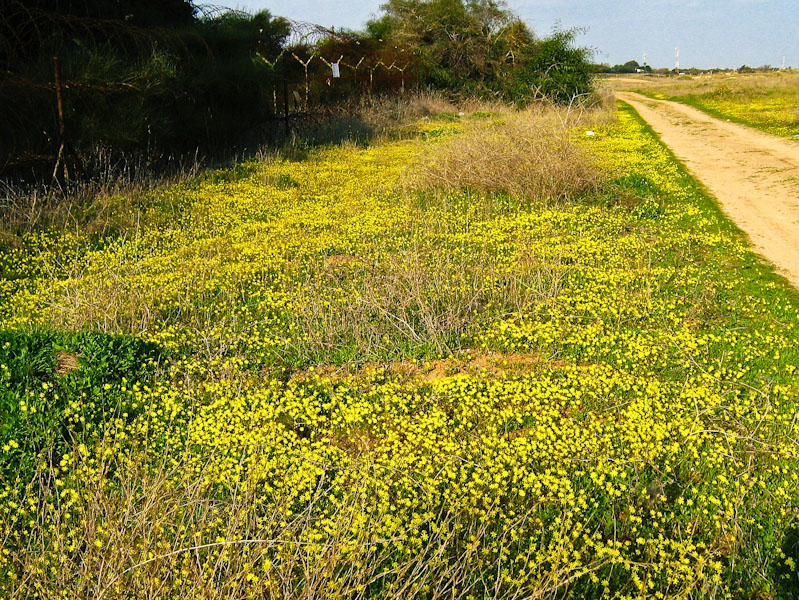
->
[[0, 331, 165, 481]]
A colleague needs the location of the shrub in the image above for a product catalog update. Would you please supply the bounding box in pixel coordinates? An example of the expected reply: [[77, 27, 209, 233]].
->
[[369, 0, 595, 104]]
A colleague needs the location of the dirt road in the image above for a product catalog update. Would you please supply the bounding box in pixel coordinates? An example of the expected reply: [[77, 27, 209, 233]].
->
[[617, 91, 799, 288]]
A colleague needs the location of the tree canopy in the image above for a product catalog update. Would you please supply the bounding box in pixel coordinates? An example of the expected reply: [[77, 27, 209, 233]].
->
[[367, 0, 595, 103]]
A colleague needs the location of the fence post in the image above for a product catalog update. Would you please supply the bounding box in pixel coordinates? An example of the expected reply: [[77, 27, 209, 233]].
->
[[51, 55, 85, 182], [282, 78, 290, 137]]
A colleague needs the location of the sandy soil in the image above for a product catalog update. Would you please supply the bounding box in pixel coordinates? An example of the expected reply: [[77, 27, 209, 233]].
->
[[617, 91, 799, 288]]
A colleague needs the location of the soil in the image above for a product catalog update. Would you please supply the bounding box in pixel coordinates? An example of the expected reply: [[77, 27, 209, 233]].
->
[[617, 91, 799, 288]]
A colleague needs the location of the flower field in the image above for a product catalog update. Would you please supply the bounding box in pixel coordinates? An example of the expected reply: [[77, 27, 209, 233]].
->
[[1, 103, 799, 598]]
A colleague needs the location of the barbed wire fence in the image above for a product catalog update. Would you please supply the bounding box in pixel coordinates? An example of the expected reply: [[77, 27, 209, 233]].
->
[[0, 3, 418, 179], [256, 19, 417, 135]]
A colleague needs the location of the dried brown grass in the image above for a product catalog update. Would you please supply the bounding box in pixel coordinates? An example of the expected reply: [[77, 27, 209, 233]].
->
[[282, 226, 570, 366], [403, 102, 612, 204], [342, 91, 512, 142], [358, 91, 457, 129], [0, 157, 197, 243]]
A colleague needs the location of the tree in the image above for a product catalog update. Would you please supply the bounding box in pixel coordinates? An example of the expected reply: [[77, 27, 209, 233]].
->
[[377, 0, 513, 88], [515, 28, 594, 103], [370, 0, 594, 103], [607, 60, 640, 74]]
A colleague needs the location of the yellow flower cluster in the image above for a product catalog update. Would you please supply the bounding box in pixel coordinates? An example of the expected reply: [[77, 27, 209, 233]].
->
[[1, 107, 798, 598], [692, 94, 799, 138]]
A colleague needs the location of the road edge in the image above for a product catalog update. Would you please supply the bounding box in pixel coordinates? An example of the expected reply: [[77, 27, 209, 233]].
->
[[616, 98, 799, 297]]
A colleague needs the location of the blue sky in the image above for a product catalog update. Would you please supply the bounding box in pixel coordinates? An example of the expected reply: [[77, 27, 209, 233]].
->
[[220, 0, 798, 69]]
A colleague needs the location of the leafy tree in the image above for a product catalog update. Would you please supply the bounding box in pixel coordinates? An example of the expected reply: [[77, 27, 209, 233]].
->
[[512, 29, 594, 103], [370, 0, 594, 104], [620, 60, 640, 72], [376, 0, 511, 87]]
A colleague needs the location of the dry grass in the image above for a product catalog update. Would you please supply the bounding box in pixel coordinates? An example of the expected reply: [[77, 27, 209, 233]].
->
[[0, 151, 200, 240], [605, 70, 799, 98], [55, 351, 80, 374], [403, 102, 612, 204], [279, 92, 463, 148], [285, 240, 568, 364], [358, 91, 458, 130], [354, 90, 510, 132]]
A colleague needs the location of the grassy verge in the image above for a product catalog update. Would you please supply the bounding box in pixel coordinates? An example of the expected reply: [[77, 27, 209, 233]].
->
[[1, 101, 799, 599], [620, 72, 799, 139]]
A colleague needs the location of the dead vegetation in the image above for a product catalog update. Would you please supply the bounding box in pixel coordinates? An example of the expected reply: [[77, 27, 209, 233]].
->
[[403, 99, 614, 204], [287, 349, 548, 385]]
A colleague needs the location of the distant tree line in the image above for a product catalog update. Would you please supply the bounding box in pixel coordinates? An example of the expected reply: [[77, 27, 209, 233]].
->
[[1, 0, 596, 176], [592, 60, 786, 76], [736, 64, 782, 73], [591, 60, 651, 74]]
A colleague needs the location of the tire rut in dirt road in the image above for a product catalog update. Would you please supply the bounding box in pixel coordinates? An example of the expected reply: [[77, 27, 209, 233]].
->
[[616, 91, 799, 288]]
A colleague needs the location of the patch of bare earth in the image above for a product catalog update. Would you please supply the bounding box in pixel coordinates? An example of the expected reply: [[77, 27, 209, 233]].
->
[[287, 350, 559, 386], [310, 351, 568, 457], [55, 352, 80, 375]]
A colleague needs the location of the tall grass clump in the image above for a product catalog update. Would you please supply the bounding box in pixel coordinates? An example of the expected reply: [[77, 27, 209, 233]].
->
[[403, 102, 612, 204]]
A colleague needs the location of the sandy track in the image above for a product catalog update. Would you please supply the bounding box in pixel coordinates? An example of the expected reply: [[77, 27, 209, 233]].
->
[[617, 91, 799, 287]]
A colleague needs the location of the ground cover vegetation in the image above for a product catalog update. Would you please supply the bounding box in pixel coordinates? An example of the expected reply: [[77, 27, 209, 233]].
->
[[1, 89, 799, 598], [616, 71, 799, 139]]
